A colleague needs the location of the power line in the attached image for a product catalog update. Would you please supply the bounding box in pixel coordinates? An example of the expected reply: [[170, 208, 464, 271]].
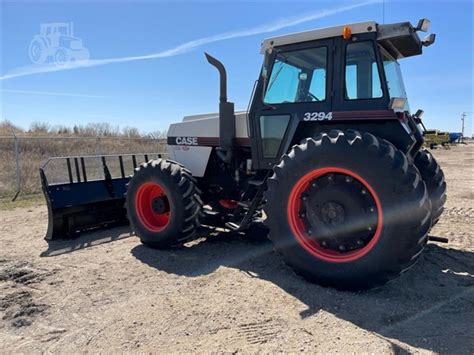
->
[[382, 0, 385, 24]]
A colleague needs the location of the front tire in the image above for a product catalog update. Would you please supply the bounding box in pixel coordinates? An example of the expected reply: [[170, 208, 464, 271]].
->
[[264, 130, 431, 290], [29, 38, 48, 64], [54, 48, 71, 66], [126, 159, 201, 248]]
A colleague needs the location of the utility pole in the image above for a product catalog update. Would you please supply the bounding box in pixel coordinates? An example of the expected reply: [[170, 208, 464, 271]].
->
[[461, 112, 466, 143]]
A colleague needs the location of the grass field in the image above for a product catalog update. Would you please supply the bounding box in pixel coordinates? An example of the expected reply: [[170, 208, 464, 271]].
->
[[0, 136, 166, 198]]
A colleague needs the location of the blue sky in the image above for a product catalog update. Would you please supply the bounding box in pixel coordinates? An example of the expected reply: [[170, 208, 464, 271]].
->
[[0, 0, 472, 135]]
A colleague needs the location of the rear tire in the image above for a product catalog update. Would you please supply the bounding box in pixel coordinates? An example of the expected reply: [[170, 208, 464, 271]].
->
[[264, 130, 431, 290], [126, 159, 201, 248], [414, 149, 447, 226]]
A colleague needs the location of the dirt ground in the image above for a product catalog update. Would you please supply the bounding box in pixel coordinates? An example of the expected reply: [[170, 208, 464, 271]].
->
[[1, 143, 473, 353]]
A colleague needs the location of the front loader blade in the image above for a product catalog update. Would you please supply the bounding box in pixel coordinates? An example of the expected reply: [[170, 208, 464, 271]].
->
[[40, 153, 161, 240]]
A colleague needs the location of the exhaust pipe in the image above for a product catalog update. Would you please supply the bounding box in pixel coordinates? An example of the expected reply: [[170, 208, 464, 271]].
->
[[205, 53, 235, 164]]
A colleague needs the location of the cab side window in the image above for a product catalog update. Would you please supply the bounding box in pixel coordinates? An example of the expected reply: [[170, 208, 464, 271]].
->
[[345, 41, 383, 100], [264, 46, 328, 104]]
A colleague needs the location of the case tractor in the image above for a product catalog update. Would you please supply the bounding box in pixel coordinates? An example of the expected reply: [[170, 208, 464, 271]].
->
[[40, 19, 447, 290]]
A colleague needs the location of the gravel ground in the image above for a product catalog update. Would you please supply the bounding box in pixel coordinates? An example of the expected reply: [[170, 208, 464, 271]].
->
[[0, 142, 473, 353]]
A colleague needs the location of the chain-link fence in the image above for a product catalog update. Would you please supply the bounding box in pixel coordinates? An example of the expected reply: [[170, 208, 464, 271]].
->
[[0, 134, 167, 199]]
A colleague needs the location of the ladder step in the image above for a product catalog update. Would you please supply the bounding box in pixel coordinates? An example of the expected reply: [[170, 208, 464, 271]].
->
[[225, 222, 240, 231], [248, 179, 264, 186], [237, 201, 251, 208], [202, 209, 220, 216]]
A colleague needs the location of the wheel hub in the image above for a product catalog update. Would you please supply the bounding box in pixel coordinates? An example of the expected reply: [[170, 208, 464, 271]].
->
[[152, 196, 169, 214], [319, 201, 345, 225]]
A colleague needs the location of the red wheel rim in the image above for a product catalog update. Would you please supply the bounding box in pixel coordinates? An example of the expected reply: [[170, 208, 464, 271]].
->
[[135, 182, 170, 232], [218, 199, 239, 209], [287, 167, 383, 263]]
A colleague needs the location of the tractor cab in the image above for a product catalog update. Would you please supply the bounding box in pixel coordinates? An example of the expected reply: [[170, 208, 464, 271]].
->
[[247, 20, 435, 168], [40, 23, 72, 40]]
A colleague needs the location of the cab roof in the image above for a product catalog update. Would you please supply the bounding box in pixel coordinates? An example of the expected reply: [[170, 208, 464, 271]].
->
[[261, 21, 426, 59], [261, 22, 377, 53]]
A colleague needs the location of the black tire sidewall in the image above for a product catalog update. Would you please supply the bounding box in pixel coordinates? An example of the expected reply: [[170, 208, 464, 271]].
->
[[415, 149, 447, 221], [126, 163, 188, 247], [265, 133, 429, 288]]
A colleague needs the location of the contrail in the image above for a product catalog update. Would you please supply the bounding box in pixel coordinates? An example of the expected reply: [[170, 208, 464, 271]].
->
[[0, 0, 380, 81], [2, 89, 109, 98]]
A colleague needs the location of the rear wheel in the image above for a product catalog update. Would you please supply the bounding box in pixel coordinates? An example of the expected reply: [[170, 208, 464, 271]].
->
[[414, 149, 447, 226], [264, 130, 431, 290], [29, 38, 48, 64], [126, 159, 201, 248]]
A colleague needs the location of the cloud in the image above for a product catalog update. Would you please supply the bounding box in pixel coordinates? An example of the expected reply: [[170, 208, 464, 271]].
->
[[0, 0, 380, 81]]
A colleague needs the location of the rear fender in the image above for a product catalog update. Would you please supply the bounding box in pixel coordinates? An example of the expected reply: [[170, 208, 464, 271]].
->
[[289, 119, 417, 157]]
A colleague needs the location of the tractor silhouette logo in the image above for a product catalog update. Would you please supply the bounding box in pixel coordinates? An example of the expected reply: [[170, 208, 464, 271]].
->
[[29, 22, 90, 66]]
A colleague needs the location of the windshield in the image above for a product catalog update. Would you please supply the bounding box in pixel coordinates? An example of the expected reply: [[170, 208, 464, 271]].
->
[[380, 47, 410, 111], [264, 46, 327, 104]]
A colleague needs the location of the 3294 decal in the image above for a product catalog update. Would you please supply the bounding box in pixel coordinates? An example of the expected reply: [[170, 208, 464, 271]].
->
[[303, 112, 333, 121]]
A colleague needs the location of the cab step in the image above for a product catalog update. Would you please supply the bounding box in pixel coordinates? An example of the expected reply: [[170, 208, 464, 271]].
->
[[248, 179, 265, 186], [225, 222, 241, 231], [237, 200, 252, 209]]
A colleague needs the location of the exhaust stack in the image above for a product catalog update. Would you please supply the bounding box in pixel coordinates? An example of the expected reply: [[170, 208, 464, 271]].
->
[[205, 53, 235, 163]]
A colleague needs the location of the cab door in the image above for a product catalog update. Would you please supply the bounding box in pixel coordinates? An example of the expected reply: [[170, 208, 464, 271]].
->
[[249, 38, 334, 169]]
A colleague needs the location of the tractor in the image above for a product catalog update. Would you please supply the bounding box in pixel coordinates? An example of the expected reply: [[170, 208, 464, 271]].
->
[[40, 19, 447, 290], [29, 22, 90, 65]]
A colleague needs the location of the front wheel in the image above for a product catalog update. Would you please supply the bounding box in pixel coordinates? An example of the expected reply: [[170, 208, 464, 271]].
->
[[264, 130, 431, 290], [126, 159, 201, 248]]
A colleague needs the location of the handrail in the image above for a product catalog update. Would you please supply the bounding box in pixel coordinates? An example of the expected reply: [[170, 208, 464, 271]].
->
[[40, 152, 163, 169]]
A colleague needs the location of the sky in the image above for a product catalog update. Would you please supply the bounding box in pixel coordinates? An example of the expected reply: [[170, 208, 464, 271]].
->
[[0, 0, 472, 135]]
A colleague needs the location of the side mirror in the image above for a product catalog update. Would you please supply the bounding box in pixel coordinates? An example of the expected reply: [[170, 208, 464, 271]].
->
[[415, 109, 424, 118], [416, 18, 431, 32], [422, 33, 436, 47]]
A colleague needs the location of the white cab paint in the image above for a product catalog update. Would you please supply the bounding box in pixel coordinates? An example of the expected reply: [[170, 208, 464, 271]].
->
[[261, 22, 377, 53]]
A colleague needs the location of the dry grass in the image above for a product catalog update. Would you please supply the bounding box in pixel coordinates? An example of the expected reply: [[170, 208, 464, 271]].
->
[[0, 136, 166, 198], [0, 193, 45, 210]]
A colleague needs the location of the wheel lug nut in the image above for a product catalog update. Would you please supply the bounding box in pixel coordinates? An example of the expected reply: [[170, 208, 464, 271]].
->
[[299, 212, 306, 218], [345, 176, 352, 183], [301, 194, 308, 201], [338, 245, 346, 252], [307, 229, 312, 235], [321, 241, 327, 247], [369, 206, 375, 213], [327, 175, 334, 181], [361, 189, 367, 195], [357, 239, 364, 246], [368, 226, 373, 231]]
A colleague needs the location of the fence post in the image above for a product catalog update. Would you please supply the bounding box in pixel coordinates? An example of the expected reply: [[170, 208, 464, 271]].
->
[[11, 128, 21, 201], [96, 136, 102, 156]]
